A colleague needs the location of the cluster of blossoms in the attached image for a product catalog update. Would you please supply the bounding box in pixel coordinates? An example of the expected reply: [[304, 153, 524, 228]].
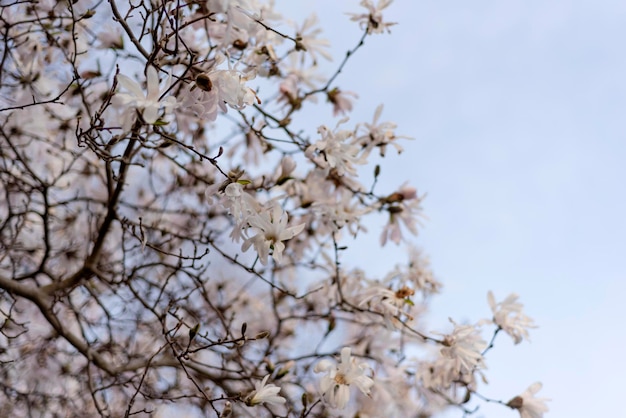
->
[[0, 1, 548, 418]]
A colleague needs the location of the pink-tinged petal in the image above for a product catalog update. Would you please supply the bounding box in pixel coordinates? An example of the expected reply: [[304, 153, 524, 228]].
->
[[117, 74, 144, 99], [314, 360, 333, 373], [279, 222, 305, 241], [340, 347, 351, 366], [142, 105, 159, 124], [334, 384, 350, 409], [241, 237, 254, 252], [487, 291, 496, 311], [145, 66, 160, 101], [527, 382, 542, 395]]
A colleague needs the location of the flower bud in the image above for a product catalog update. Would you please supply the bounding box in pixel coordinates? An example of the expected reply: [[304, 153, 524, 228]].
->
[[507, 396, 524, 409], [195, 73, 212, 92]]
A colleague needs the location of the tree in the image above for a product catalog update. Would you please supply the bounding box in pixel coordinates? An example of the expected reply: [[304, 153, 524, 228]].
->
[[0, 1, 548, 417]]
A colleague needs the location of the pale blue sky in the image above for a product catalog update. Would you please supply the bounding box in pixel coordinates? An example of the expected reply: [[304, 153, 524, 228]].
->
[[279, 1, 626, 416]]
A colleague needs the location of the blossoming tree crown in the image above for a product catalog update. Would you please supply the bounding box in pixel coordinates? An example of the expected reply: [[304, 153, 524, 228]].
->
[[0, 0, 548, 417]]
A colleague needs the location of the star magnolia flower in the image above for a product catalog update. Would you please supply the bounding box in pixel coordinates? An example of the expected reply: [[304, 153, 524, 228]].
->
[[439, 322, 487, 375], [349, 0, 397, 34], [114, 66, 177, 131], [305, 121, 365, 177], [488, 291, 537, 344], [359, 285, 415, 328], [246, 374, 286, 407], [202, 69, 260, 112], [380, 184, 422, 246], [294, 13, 332, 63], [356, 104, 409, 157], [507, 382, 550, 418], [241, 204, 305, 265], [327, 87, 358, 117], [314, 347, 374, 409]]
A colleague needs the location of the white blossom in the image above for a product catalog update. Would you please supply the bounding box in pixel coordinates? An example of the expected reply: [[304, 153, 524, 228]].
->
[[314, 347, 374, 409], [439, 322, 487, 375], [507, 382, 550, 418], [246, 374, 286, 406], [293, 13, 332, 63], [380, 184, 423, 246], [241, 204, 305, 265], [349, 0, 397, 34], [356, 104, 410, 157], [327, 87, 358, 117], [114, 66, 177, 131], [359, 285, 415, 328], [207, 68, 258, 111], [96, 24, 123, 49], [306, 120, 366, 177], [488, 291, 537, 344]]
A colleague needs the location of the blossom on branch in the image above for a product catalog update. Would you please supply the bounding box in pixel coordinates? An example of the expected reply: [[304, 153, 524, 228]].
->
[[488, 291, 537, 344], [241, 204, 305, 265], [356, 104, 410, 157], [0, 1, 547, 416], [327, 87, 358, 116], [246, 374, 286, 406], [349, 0, 397, 34], [293, 13, 332, 63], [314, 347, 374, 409], [507, 382, 550, 418], [306, 120, 366, 177], [380, 184, 423, 245], [205, 68, 259, 111], [439, 321, 487, 376], [114, 66, 177, 131], [359, 285, 416, 328]]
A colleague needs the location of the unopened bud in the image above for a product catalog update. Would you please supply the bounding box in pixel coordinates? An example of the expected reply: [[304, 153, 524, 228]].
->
[[232, 39, 247, 50], [276, 360, 295, 379], [255, 330, 270, 339], [507, 396, 524, 410], [195, 73, 212, 92], [188, 323, 200, 340], [385, 192, 404, 203]]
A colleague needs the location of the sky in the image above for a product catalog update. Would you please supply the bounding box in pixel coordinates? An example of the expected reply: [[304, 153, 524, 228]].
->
[[278, 1, 626, 417]]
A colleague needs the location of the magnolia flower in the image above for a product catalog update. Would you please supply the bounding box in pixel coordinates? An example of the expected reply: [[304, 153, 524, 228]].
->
[[356, 104, 409, 157], [180, 83, 219, 121], [223, 182, 260, 224], [206, 0, 260, 41], [488, 291, 536, 344], [114, 66, 177, 131], [380, 184, 422, 246], [196, 69, 260, 112], [96, 24, 123, 49], [439, 322, 487, 375], [306, 121, 365, 177], [241, 204, 305, 265], [246, 374, 286, 407], [417, 356, 465, 390], [314, 347, 374, 409], [311, 188, 366, 237], [327, 88, 358, 116], [507, 382, 550, 418], [294, 13, 332, 63], [273, 156, 297, 186], [359, 285, 415, 328], [349, 0, 397, 34], [390, 246, 441, 296]]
